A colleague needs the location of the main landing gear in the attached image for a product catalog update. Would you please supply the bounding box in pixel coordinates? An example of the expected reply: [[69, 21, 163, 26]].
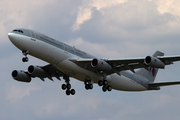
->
[[98, 79, 112, 92], [84, 79, 93, 90], [22, 50, 29, 62], [84, 79, 112, 92], [61, 75, 75, 96]]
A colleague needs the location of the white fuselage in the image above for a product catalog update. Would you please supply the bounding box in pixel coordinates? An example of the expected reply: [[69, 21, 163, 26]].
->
[[8, 31, 149, 91]]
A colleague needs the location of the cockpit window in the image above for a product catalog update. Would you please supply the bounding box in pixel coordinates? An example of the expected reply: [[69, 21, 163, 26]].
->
[[13, 29, 24, 33]]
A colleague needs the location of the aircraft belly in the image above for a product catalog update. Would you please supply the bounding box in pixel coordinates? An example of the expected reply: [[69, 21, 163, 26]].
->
[[55, 59, 102, 82], [109, 74, 147, 91]]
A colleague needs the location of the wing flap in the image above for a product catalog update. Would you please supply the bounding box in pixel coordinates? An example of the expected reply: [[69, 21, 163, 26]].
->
[[105, 57, 144, 65], [40, 64, 64, 81]]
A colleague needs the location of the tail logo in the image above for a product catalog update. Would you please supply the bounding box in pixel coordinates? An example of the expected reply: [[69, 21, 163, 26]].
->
[[149, 67, 157, 77]]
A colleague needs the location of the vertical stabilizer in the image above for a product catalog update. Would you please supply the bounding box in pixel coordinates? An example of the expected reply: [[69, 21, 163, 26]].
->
[[136, 51, 164, 83]]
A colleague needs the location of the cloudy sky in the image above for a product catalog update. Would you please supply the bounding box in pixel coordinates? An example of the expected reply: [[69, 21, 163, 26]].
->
[[1, 0, 180, 120]]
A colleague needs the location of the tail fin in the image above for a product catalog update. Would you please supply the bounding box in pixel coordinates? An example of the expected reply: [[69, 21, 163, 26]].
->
[[136, 51, 164, 83]]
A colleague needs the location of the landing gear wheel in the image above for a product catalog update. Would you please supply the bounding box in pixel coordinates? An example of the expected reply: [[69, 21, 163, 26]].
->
[[98, 80, 103, 86], [22, 58, 26, 62], [67, 84, 71, 89], [102, 86, 107, 92], [85, 84, 89, 90], [103, 80, 108, 86], [61, 84, 67, 90], [25, 57, 29, 62], [22, 50, 29, 62], [66, 89, 71, 96], [107, 85, 112, 91], [70, 89, 75, 95], [89, 84, 93, 89], [22, 57, 28, 62]]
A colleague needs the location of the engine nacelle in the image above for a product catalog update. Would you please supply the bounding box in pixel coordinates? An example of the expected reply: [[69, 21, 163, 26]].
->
[[12, 70, 31, 83], [144, 56, 165, 68], [28, 65, 47, 78], [91, 58, 112, 71]]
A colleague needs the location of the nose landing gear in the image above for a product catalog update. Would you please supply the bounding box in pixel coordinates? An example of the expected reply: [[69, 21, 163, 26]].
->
[[22, 50, 29, 62], [22, 57, 29, 62]]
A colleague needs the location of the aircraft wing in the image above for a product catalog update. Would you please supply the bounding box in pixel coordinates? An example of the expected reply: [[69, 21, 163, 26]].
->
[[29, 64, 64, 81], [157, 55, 180, 65], [106, 55, 180, 66], [104, 55, 180, 71], [104, 57, 146, 73], [69, 54, 180, 74], [70, 57, 148, 74], [149, 81, 180, 87]]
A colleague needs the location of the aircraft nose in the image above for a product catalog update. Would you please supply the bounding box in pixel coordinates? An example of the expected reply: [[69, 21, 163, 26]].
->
[[8, 32, 20, 45], [8, 32, 14, 41]]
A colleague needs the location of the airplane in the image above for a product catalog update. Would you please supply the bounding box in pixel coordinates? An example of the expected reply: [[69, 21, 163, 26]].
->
[[8, 28, 180, 96]]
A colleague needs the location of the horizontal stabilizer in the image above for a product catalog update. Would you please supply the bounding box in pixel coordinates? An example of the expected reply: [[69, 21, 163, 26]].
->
[[149, 81, 180, 87]]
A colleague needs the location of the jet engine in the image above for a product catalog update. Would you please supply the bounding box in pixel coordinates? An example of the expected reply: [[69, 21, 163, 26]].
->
[[144, 56, 165, 68], [12, 70, 31, 83], [28, 65, 47, 78], [91, 58, 112, 71]]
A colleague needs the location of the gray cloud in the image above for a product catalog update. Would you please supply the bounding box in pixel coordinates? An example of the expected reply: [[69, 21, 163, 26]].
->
[[1, 0, 180, 120]]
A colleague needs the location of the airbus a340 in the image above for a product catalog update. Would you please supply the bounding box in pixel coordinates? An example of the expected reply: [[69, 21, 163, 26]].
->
[[8, 28, 180, 96]]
